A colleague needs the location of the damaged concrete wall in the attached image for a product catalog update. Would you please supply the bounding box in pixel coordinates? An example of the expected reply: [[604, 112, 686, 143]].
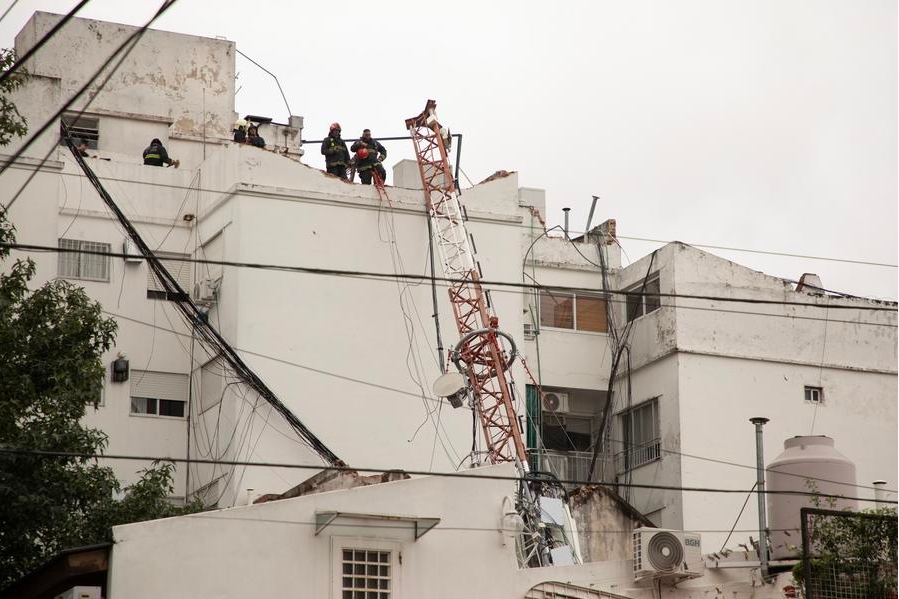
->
[[568, 485, 654, 563], [15, 12, 236, 161]]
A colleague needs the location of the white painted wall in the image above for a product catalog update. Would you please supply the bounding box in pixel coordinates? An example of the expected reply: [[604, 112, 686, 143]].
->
[[188, 148, 604, 503], [108, 463, 793, 599], [616, 242, 897, 550]]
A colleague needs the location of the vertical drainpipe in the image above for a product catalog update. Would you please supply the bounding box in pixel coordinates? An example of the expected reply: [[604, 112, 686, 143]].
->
[[563, 207, 570, 237], [750, 417, 770, 580]]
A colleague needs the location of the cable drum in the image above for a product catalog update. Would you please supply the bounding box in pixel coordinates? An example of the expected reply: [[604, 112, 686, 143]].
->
[[646, 531, 683, 572]]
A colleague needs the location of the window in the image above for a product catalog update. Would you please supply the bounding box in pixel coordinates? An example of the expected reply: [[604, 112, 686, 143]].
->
[[804, 386, 824, 404], [130, 370, 188, 418], [539, 291, 607, 333], [60, 114, 99, 149], [147, 252, 192, 300], [341, 549, 391, 599], [625, 274, 661, 322], [617, 399, 660, 472], [58, 238, 111, 281]]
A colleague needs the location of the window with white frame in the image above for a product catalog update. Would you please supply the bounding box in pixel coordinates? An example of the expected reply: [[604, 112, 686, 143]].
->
[[625, 274, 661, 322], [539, 291, 607, 333], [340, 548, 392, 599], [147, 252, 192, 300], [804, 386, 824, 405], [58, 238, 111, 281], [617, 398, 660, 472], [130, 370, 188, 418]]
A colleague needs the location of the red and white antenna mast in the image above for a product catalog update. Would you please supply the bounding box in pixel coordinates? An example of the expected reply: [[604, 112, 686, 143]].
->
[[405, 100, 527, 466]]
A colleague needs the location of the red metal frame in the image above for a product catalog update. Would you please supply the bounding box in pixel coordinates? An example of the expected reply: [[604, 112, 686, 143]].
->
[[406, 100, 527, 465]]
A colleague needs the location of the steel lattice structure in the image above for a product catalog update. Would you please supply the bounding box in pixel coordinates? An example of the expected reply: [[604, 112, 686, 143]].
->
[[405, 100, 527, 465]]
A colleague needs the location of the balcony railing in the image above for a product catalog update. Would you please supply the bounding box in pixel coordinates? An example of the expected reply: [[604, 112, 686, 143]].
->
[[527, 449, 610, 488], [614, 438, 661, 473]]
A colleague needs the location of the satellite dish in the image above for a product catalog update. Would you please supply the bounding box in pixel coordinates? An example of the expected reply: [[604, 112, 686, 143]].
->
[[646, 531, 683, 572], [433, 372, 467, 409]]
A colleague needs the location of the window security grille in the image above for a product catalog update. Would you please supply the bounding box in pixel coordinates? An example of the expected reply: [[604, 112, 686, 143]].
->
[[341, 549, 391, 599], [58, 238, 111, 281]]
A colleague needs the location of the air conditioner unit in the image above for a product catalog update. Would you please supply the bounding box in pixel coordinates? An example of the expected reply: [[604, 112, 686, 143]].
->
[[123, 238, 143, 263], [523, 322, 536, 340], [193, 277, 220, 302], [633, 528, 704, 581], [542, 391, 569, 414]]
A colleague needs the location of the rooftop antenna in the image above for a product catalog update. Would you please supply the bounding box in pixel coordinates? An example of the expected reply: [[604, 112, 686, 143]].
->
[[235, 49, 292, 120], [586, 195, 598, 232]]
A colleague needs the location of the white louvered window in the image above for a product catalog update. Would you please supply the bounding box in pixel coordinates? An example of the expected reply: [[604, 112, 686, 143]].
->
[[130, 370, 188, 418], [58, 238, 111, 282], [147, 252, 192, 300]]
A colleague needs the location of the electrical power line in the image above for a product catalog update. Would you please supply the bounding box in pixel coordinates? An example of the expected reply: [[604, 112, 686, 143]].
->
[[101, 308, 897, 495], [0, 448, 892, 504], [0, 0, 91, 87], [3, 163, 895, 273], [616, 235, 897, 270], [1, 0, 181, 212], [6, 242, 896, 313]]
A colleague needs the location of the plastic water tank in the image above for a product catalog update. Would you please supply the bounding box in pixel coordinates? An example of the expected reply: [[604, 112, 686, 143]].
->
[[767, 436, 857, 560]]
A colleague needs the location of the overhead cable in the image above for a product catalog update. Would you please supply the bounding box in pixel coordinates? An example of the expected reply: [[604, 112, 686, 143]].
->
[[7, 242, 896, 312], [0, 448, 892, 505]]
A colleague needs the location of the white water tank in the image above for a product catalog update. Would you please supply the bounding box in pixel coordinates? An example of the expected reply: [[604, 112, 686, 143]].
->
[[767, 436, 857, 560]]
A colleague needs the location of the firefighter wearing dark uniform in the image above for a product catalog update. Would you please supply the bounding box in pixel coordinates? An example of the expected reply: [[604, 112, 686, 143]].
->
[[350, 129, 387, 185], [321, 123, 350, 180], [142, 138, 178, 167]]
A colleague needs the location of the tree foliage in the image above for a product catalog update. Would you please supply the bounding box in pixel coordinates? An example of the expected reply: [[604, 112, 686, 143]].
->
[[0, 48, 28, 146], [0, 125, 200, 586], [793, 503, 898, 598]]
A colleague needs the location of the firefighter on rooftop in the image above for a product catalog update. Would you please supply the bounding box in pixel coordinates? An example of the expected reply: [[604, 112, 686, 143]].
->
[[351, 129, 387, 185], [321, 122, 350, 180], [142, 138, 179, 168]]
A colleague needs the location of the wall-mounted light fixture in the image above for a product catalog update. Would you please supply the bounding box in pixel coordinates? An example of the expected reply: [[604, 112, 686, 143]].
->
[[111, 355, 130, 382]]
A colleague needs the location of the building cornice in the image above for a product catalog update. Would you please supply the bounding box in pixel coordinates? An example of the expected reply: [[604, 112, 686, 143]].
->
[[619, 346, 897, 377]]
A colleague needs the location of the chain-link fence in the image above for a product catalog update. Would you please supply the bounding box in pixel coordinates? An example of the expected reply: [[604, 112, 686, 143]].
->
[[799, 507, 898, 599]]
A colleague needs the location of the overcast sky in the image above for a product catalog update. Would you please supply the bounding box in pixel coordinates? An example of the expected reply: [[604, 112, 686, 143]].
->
[[2, 1, 896, 299]]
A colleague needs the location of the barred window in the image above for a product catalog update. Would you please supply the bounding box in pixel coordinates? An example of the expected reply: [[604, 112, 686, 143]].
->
[[58, 238, 110, 281], [341, 549, 391, 599], [60, 115, 100, 149]]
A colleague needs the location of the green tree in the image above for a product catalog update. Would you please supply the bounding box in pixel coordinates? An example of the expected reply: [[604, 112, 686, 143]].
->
[[0, 59, 201, 587], [0, 48, 28, 146]]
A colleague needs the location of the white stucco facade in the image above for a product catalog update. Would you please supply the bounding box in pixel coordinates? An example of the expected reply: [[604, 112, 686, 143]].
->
[[613, 242, 897, 550], [107, 463, 793, 599]]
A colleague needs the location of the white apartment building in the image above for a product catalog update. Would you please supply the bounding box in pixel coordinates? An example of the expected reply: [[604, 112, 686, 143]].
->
[[2, 11, 895, 555], [608, 243, 897, 550]]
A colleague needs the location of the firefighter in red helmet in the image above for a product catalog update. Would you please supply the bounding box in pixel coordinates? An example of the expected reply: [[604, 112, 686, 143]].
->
[[351, 128, 387, 185], [321, 122, 350, 180]]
